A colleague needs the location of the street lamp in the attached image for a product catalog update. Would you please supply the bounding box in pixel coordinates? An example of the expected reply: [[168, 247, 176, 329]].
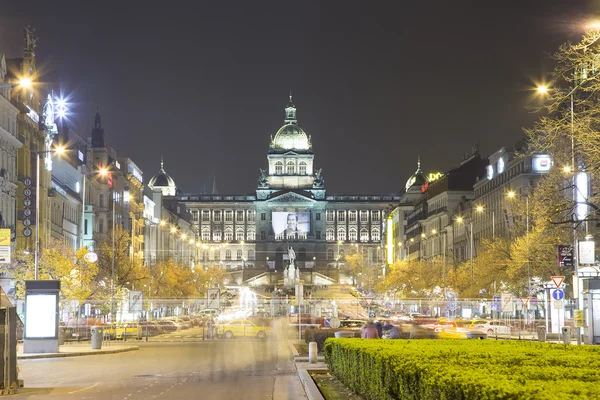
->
[[0, 78, 33, 90], [34, 145, 66, 279]]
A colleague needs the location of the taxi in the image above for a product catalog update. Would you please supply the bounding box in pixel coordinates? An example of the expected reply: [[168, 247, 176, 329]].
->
[[108, 322, 142, 340], [218, 319, 270, 339]]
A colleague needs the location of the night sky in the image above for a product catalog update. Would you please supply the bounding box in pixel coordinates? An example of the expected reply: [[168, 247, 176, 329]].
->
[[0, 1, 596, 195]]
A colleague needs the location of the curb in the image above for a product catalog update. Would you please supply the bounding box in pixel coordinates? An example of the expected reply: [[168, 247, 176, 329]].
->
[[17, 346, 139, 360], [298, 369, 326, 400]]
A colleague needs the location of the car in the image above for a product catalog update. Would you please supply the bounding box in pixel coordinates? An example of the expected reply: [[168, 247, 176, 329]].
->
[[475, 320, 512, 336], [198, 309, 220, 317], [155, 320, 178, 333], [108, 323, 142, 340], [338, 320, 366, 329], [219, 319, 269, 339]]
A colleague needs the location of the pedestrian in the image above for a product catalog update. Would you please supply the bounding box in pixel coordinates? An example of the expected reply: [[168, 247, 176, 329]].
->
[[382, 322, 400, 339], [361, 320, 379, 339], [374, 320, 383, 338]]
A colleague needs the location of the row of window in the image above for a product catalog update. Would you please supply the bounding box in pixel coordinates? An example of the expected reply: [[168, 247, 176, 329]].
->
[[193, 209, 256, 223], [274, 161, 307, 175], [326, 210, 380, 223], [192, 209, 381, 224], [202, 249, 256, 261], [199, 226, 380, 242], [326, 227, 380, 242]]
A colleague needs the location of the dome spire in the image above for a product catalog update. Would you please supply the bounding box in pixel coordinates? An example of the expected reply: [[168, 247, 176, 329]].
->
[[417, 154, 421, 170], [160, 154, 164, 172], [284, 91, 297, 125]]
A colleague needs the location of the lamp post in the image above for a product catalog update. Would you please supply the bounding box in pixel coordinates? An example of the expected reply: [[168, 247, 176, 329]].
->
[[33, 145, 66, 279]]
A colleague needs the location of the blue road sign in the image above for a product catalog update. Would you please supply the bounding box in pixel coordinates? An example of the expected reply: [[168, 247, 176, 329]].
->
[[552, 289, 564, 301]]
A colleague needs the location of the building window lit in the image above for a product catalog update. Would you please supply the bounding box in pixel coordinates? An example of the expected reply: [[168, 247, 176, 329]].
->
[[299, 161, 307, 175], [236, 210, 244, 222], [326, 210, 334, 222], [360, 228, 369, 242], [248, 249, 255, 260], [213, 210, 222, 222], [248, 210, 255, 222], [371, 228, 380, 241], [286, 161, 295, 175], [202, 229, 210, 242], [275, 161, 283, 175], [236, 249, 242, 260], [371, 210, 380, 222], [225, 210, 233, 222], [236, 228, 244, 241], [360, 210, 369, 223], [337, 228, 346, 241], [247, 229, 256, 241], [202, 210, 210, 222], [349, 211, 357, 222], [213, 230, 222, 242], [337, 210, 346, 222], [326, 229, 335, 241], [349, 228, 357, 241], [224, 228, 233, 241]]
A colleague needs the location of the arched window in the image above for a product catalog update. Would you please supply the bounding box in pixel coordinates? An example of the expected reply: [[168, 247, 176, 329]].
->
[[202, 228, 211, 242], [327, 249, 334, 260], [326, 229, 335, 241], [337, 228, 346, 241], [299, 161, 307, 175], [236, 228, 244, 241], [349, 227, 357, 242], [236, 249, 243, 260], [360, 228, 369, 242], [286, 161, 295, 175], [247, 229, 256, 241], [371, 228, 380, 241], [225, 249, 232, 260], [275, 161, 283, 175], [224, 228, 233, 241], [248, 249, 255, 260], [213, 230, 222, 242]]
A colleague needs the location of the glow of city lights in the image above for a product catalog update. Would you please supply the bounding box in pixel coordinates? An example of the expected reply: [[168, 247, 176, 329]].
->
[[181, 233, 187, 240], [54, 146, 66, 156], [456, 216, 464, 223], [19, 78, 32, 88], [98, 167, 108, 176], [170, 227, 177, 234], [507, 191, 516, 198], [432, 229, 437, 234], [159, 220, 166, 226], [421, 233, 426, 238], [536, 85, 548, 94], [563, 165, 572, 173], [476, 205, 484, 212]]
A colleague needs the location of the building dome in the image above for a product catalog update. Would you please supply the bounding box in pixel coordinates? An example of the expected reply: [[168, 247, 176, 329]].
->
[[271, 124, 310, 151], [148, 157, 177, 196], [404, 158, 428, 191]]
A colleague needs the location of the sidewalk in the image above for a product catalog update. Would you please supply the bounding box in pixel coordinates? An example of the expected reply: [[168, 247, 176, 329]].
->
[[17, 342, 139, 359]]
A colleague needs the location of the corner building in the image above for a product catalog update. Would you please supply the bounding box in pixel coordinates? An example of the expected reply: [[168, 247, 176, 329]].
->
[[170, 97, 399, 287]]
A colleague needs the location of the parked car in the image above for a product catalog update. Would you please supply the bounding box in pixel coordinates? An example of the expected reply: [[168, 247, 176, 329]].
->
[[475, 320, 512, 336], [219, 319, 269, 339], [198, 309, 220, 317], [108, 323, 142, 340], [338, 320, 366, 329]]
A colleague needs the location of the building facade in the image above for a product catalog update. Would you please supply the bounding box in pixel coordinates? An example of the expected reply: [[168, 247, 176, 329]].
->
[[159, 97, 398, 286]]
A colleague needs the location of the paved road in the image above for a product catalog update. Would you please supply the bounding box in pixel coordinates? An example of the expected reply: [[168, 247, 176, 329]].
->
[[14, 338, 306, 399]]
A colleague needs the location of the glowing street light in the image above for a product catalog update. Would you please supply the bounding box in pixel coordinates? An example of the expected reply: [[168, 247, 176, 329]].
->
[[507, 191, 516, 199], [476, 205, 484, 213], [456, 216, 464, 223], [159, 220, 166, 227], [536, 85, 548, 94], [563, 165, 572, 173]]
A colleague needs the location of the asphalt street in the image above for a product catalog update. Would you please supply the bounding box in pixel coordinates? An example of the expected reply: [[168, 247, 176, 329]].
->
[[13, 337, 306, 399]]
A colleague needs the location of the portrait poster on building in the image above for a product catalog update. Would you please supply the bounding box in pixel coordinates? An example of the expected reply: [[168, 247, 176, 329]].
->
[[272, 212, 310, 239]]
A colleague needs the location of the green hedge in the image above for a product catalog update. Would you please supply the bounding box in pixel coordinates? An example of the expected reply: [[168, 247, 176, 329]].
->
[[305, 328, 361, 351], [323, 339, 600, 399]]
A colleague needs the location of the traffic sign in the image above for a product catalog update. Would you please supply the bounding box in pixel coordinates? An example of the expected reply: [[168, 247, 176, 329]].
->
[[553, 300, 563, 309], [551, 276, 565, 288], [329, 317, 340, 328], [529, 297, 538, 307], [520, 297, 529, 307], [369, 310, 376, 318], [364, 297, 374, 307], [128, 290, 143, 312], [552, 289, 564, 301]]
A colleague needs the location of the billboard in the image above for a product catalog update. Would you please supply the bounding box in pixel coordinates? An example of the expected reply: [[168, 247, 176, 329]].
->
[[25, 293, 58, 339], [532, 154, 552, 172], [272, 212, 310, 238]]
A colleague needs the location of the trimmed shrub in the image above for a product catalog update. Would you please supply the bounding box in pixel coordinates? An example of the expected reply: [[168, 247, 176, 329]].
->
[[324, 338, 600, 400], [305, 328, 360, 351]]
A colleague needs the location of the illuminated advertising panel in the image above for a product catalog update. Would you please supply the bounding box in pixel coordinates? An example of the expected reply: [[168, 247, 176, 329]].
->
[[532, 154, 552, 172], [497, 157, 505, 174], [576, 171, 589, 221], [272, 212, 310, 239], [486, 165, 494, 180], [25, 293, 58, 339]]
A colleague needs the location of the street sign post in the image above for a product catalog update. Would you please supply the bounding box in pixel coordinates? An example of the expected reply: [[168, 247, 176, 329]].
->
[[552, 289, 564, 301], [501, 293, 513, 313], [520, 297, 529, 308], [551, 276, 565, 289], [558, 245, 574, 267], [207, 288, 220, 309], [364, 297, 374, 307]]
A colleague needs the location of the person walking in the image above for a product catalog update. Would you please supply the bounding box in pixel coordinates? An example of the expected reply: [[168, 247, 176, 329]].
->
[[361, 321, 379, 339], [382, 322, 400, 339]]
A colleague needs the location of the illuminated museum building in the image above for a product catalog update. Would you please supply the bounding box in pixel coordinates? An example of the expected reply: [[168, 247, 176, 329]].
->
[[152, 97, 401, 284]]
